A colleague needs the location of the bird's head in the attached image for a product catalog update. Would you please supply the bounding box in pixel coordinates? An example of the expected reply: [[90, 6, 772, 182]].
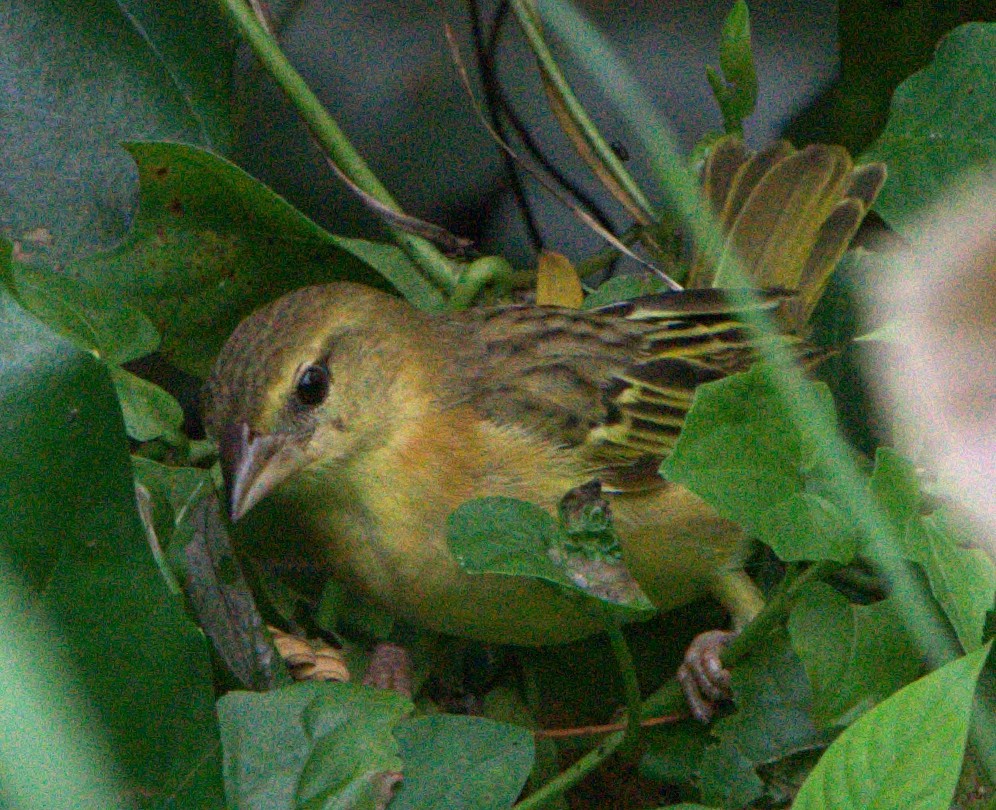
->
[[202, 282, 428, 521]]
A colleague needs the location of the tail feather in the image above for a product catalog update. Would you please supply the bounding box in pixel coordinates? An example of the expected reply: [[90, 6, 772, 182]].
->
[[715, 143, 854, 291], [687, 136, 886, 333], [719, 140, 797, 239]]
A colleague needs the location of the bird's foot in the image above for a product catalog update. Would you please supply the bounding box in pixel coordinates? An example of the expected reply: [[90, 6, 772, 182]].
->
[[269, 626, 351, 682], [677, 629, 736, 723], [362, 642, 413, 698]]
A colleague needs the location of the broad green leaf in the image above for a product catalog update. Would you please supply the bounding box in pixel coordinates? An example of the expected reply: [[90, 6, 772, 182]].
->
[[862, 23, 996, 233], [0, 558, 129, 810], [806, 249, 884, 457], [0, 0, 233, 264], [791, 643, 991, 810], [392, 715, 534, 810], [218, 681, 411, 810], [696, 739, 765, 808], [72, 142, 440, 376], [582, 274, 668, 309], [0, 238, 14, 295], [908, 510, 996, 652], [447, 496, 656, 622], [650, 806, 721, 810], [640, 722, 711, 785], [661, 364, 858, 563], [12, 263, 159, 365], [332, 235, 447, 312], [870, 449, 996, 651], [135, 458, 288, 691], [868, 448, 921, 539], [712, 630, 834, 764], [132, 457, 214, 558], [788, 582, 922, 727], [111, 366, 185, 444], [0, 292, 222, 807]]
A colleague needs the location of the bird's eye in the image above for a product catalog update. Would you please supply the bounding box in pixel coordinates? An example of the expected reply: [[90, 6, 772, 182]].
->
[[295, 363, 330, 407]]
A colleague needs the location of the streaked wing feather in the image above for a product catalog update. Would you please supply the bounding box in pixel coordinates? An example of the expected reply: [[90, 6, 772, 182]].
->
[[450, 289, 806, 491]]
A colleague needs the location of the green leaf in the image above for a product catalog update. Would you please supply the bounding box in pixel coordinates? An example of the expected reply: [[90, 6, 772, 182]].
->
[[713, 629, 834, 764], [218, 681, 411, 810], [0, 237, 14, 295], [333, 235, 448, 312], [640, 722, 711, 784], [791, 643, 992, 810], [788, 582, 922, 727], [0, 291, 222, 807], [649, 805, 721, 810], [392, 715, 534, 810], [853, 320, 902, 343], [111, 366, 185, 444], [870, 449, 996, 651], [861, 23, 996, 233], [696, 739, 765, 808], [1, 0, 234, 264], [868, 448, 921, 538], [71, 142, 440, 377], [660, 364, 858, 563], [582, 274, 668, 309], [447, 496, 656, 623], [12, 263, 160, 364], [908, 510, 996, 652], [132, 457, 214, 557], [706, 0, 758, 133]]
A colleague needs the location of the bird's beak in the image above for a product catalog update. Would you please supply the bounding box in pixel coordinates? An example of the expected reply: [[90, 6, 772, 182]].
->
[[219, 422, 306, 521]]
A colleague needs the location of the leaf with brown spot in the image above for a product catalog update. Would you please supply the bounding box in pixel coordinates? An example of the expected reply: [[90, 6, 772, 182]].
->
[[71, 142, 443, 376]]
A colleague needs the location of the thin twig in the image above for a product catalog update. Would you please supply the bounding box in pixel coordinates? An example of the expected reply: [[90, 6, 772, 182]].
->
[[217, 0, 459, 299], [445, 24, 681, 289], [480, 0, 620, 247], [535, 711, 684, 739], [467, 0, 543, 253]]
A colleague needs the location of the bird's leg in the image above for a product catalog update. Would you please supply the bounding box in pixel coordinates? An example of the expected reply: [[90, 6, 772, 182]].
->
[[678, 566, 765, 722], [362, 642, 414, 697]]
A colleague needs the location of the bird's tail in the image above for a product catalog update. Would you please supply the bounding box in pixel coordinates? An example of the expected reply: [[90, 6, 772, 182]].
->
[[686, 137, 887, 333]]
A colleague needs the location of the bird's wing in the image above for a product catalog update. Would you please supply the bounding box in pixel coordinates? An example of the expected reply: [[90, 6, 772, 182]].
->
[[449, 289, 820, 492], [447, 138, 885, 490]]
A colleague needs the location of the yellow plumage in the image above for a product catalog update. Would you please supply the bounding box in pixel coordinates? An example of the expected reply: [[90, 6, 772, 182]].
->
[[202, 137, 885, 710]]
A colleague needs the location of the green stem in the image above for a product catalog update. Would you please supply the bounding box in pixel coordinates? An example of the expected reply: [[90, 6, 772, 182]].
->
[[515, 620, 642, 809], [510, 0, 656, 222], [519, 653, 567, 808], [606, 623, 642, 756], [515, 731, 626, 810], [215, 0, 458, 295], [641, 561, 835, 719], [515, 731, 625, 810], [449, 255, 514, 310]]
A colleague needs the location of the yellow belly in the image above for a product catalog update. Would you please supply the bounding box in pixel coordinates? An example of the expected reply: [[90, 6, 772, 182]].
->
[[244, 470, 742, 646]]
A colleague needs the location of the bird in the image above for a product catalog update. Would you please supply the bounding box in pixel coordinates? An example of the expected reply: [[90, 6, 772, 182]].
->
[[202, 137, 886, 719]]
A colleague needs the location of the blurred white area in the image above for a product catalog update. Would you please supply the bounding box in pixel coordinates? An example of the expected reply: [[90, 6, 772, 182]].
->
[[868, 173, 996, 546], [235, 0, 837, 266]]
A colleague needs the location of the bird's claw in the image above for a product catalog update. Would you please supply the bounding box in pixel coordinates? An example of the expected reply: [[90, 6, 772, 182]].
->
[[677, 629, 736, 723]]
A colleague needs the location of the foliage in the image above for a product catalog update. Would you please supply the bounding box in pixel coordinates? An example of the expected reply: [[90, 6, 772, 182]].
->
[[1, 2, 994, 809]]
